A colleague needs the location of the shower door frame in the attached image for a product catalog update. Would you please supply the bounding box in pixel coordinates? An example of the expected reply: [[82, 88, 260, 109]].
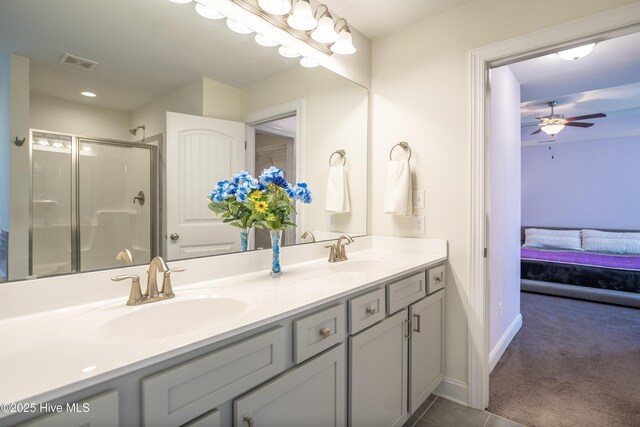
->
[[29, 130, 158, 276]]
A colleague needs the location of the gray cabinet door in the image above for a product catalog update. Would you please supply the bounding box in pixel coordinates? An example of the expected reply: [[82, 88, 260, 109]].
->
[[21, 391, 119, 427], [234, 344, 346, 427], [409, 290, 445, 413], [350, 309, 408, 427]]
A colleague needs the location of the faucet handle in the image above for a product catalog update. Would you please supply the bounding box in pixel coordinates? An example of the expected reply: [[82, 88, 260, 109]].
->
[[161, 267, 186, 297], [325, 244, 338, 263], [112, 274, 142, 306]]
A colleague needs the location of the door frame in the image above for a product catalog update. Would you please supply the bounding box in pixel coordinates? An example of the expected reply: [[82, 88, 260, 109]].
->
[[243, 99, 305, 244], [468, 3, 640, 409]]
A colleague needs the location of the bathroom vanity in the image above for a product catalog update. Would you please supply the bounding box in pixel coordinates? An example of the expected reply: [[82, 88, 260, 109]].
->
[[0, 237, 447, 427]]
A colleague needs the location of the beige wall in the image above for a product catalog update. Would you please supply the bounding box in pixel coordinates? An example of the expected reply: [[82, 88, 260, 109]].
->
[[203, 78, 242, 121], [242, 67, 368, 238], [370, 0, 637, 388], [30, 93, 132, 141]]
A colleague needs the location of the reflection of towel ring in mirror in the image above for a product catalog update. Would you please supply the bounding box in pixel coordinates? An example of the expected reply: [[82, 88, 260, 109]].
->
[[389, 141, 411, 161], [329, 149, 346, 166]]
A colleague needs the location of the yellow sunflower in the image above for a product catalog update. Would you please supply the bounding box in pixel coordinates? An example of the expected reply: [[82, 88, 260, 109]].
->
[[254, 201, 269, 213], [248, 191, 262, 201]]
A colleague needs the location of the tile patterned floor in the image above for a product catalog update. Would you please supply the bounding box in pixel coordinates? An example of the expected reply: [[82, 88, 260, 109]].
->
[[404, 395, 526, 427]]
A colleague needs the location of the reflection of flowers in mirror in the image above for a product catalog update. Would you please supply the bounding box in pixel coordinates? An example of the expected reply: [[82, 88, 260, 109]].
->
[[207, 167, 312, 231]]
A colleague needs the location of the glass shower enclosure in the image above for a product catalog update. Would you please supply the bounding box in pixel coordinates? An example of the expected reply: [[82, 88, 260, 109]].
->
[[31, 131, 156, 277]]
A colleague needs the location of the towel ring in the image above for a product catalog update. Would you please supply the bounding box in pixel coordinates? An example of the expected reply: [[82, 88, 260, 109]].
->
[[389, 142, 411, 161], [329, 149, 346, 166]]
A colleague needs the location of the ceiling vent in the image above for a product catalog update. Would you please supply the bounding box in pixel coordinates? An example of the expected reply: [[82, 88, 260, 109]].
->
[[59, 53, 98, 71]]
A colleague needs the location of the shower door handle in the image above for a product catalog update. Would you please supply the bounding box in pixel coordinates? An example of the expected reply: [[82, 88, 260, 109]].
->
[[170, 233, 179, 241]]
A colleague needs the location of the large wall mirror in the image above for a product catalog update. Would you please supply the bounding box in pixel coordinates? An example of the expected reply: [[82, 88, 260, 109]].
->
[[0, 0, 368, 282]]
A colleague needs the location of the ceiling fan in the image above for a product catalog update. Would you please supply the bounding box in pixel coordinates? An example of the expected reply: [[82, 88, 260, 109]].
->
[[531, 101, 606, 136]]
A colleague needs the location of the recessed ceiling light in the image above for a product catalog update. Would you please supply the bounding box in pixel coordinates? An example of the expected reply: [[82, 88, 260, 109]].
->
[[81, 91, 97, 97], [557, 43, 596, 61]]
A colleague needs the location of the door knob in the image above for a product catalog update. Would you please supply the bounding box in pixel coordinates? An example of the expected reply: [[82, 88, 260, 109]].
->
[[170, 233, 179, 241]]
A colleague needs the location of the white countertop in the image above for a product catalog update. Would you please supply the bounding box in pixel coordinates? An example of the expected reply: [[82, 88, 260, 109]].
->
[[0, 236, 446, 410]]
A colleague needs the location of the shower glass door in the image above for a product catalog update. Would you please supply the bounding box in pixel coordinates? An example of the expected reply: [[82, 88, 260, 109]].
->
[[78, 139, 154, 272], [31, 132, 73, 277]]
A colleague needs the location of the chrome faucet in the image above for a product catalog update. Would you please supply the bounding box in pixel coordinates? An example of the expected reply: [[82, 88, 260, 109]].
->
[[326, 234, 354, 262], [301, 231, 316, 242], [111, 256, 185, 305]]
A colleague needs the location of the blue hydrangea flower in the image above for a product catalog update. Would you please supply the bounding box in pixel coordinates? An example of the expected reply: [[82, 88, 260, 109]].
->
[[259, 166, 284, 185], [292, 183, 312, 203]]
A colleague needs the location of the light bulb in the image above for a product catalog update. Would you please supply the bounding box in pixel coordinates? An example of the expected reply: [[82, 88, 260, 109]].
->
[[258, 0, 291, 15], [331, 29, 356, 55], [311, 14, 338, 44], [278, 46, 300, 58], [226, 19, 253, 34], [300, 57, 318, 68], [287, 0, 316, 31], [255, 34, 278, 47], [195, 2, 224, 19]]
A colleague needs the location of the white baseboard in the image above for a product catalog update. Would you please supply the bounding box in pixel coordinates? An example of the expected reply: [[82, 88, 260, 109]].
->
[[489, 313, 522, 373], [434, 377, 469, 406]]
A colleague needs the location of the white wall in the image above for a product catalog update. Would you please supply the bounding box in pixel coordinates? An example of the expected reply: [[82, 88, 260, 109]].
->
[[370, 0, 637, 393], [488, 66, 521, 368], [522, 136, 640, 229], [203, 78, 242, 121], [30, 93, 132, 141], [242, 67, 368, 238]]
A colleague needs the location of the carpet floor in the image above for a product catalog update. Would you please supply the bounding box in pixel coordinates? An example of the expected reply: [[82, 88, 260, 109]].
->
[[488, 292, 640, 427]]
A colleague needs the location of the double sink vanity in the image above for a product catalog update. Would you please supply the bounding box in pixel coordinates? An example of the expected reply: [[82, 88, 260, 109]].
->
[[0, 236, 447, 427]]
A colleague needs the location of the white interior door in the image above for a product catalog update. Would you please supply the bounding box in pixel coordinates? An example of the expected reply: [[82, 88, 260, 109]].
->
[[166, 112, 245, 260]]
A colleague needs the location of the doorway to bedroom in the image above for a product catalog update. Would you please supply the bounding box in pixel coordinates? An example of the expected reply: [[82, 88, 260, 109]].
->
[[485, 30, 640, 427]]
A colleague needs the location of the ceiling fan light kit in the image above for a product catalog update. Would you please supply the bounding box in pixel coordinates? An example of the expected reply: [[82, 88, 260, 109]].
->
[[531, 100, 606, 137]]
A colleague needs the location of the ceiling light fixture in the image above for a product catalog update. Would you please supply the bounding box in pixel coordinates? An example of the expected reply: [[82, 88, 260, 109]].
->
[[226, 18, 253, 34], [255, 33, 279, 47], [557, 43, 596, 61], [258, 0, 291, 16], [287, 0, 316, 31], [311, 6, 338, 44], [81, 91, 96, 97], [195, 2, 224, 19], [541, 123, 565, 136], [330, 18, 356, 55]]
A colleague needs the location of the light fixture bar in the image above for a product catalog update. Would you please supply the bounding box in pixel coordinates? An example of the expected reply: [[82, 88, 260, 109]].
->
[[230, 0, 332, 55]]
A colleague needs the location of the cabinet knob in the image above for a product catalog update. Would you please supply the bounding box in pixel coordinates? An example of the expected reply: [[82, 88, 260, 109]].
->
[[366, 306, 377, 315], [319, 327, 332, 339], [243, 415, 254, 427]]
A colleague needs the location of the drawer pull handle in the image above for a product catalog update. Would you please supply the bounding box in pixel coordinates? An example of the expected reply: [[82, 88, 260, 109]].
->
[[413, 314, 422, 333], [366, 306, 377, 315], [243, 415, 255, 427], [435, 276, 442, 283], [319, 327, 332, 338]]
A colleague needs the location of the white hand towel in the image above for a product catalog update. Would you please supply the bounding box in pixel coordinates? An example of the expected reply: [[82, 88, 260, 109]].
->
[[325, 165, 351, 213], [383, 160, 413, 216]]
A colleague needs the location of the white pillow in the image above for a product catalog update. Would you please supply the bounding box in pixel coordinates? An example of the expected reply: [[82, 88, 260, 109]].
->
[[581, 229, 640, 254], [524, 228, 582, 251]]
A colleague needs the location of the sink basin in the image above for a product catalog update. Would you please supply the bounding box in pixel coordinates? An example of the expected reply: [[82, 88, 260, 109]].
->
[[62, 288, 260, 343], [327, 255, 408, 273]]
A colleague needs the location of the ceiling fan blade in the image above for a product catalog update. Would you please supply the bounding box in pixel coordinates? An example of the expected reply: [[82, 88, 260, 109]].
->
[[530, 128, 543, 135], [564, 122, 594, 128], [565, 113, 606, 122]]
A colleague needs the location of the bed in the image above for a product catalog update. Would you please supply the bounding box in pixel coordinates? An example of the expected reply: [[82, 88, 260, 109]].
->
[[520, 227, 640, 308]]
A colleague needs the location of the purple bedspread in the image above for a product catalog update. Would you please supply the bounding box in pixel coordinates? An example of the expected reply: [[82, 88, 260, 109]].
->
[[521, 247, 640, 271]]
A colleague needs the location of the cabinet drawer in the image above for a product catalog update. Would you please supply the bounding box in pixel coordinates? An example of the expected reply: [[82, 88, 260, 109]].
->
[[427, 264, 446, 294], [183, 409, 220, 427], [294, 304, 345, 363], [348, 288, 386, 334], [141, 327, 285, 427], [387, 272, 427, 314], [23, 391, 119, 427]]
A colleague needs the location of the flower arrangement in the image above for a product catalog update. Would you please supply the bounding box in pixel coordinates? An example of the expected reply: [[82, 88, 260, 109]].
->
[[207, 167, 312, 231]]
